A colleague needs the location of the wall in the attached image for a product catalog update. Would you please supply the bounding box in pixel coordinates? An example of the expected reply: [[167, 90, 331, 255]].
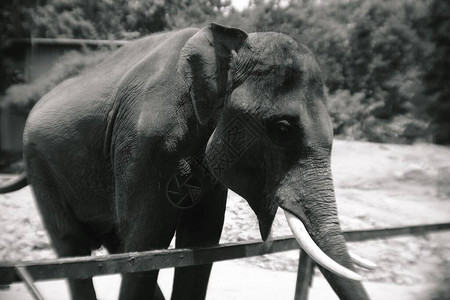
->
[[0, 106, 26, 153]]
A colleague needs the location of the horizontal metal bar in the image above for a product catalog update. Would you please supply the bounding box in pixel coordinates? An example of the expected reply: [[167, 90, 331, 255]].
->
[[343, 222, 450, 242], [0, 238, 299, 285], [1, 222, 449, 285]]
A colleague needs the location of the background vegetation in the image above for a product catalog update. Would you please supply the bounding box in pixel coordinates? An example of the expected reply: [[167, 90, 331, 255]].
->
[[0, 0, 449, 144]]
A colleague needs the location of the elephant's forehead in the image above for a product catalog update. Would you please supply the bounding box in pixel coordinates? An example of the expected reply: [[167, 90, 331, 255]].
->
[[239, 32, 323, 91]]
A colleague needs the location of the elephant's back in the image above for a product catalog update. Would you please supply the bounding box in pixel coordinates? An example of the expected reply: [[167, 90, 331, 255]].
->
[[31, 28, 198, 115], [24, 27, 199, 152]]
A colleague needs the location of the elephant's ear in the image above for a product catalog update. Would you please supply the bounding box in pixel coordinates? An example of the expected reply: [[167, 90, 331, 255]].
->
[[177, 23, 248, 124]]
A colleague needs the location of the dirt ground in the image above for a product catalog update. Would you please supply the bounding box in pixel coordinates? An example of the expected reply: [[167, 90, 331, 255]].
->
[[1, 139, 450, 299]]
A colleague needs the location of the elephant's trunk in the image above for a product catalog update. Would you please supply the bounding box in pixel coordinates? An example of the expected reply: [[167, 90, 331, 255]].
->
[[276, 159, 370, 300]]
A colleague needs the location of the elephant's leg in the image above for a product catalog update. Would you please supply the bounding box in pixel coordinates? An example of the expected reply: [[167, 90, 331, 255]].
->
[[116, 190, 178, 300], [120, 272, 166, 300], [171, 184, 228, 300], [28, 166, 96, 300], [102, 231, 168, 298], [118, 222, 176, 300]]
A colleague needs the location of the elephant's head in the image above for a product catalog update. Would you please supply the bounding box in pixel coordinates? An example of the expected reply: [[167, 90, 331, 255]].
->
[[178, 23, 370, 299]]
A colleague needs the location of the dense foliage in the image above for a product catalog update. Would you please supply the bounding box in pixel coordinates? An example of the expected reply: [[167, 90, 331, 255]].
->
[[1, 0, 449, 144], [424, 0, 450, 144], [218, 0, 439, 143]]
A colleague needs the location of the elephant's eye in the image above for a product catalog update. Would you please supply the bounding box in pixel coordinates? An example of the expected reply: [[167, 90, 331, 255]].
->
[[268, 119, 294, 143]]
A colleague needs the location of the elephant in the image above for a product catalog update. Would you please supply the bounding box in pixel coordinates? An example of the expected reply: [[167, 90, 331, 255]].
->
[[0, 23, 371, 299]]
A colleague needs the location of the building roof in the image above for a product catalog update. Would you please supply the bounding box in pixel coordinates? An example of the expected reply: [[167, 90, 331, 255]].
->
[[4, 37, 129, 48]]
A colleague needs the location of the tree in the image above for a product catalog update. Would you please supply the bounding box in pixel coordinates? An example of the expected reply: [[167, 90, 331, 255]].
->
[[30, 0, 167, 39], [166, 0, 232, 29], [346, 0, 429, 119], [0, 0, 35, 92], [28, 0, 233, 39], [425, 0, 450, 144]]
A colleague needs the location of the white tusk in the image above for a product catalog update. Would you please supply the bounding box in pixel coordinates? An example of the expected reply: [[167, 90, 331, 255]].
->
[[350, 252, 377, 270], [284, 210, 363, 281]]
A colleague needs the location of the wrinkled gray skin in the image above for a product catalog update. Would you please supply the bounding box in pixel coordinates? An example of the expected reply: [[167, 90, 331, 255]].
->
[[18, 24, 369, 299]]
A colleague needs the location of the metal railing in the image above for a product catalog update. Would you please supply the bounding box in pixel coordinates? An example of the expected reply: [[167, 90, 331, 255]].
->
[[1, 223, 449, 299]]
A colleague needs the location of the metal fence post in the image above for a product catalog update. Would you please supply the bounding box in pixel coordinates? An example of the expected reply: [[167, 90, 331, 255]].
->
[[16, 266, 45, 300], [294, 249, 315, 300]]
